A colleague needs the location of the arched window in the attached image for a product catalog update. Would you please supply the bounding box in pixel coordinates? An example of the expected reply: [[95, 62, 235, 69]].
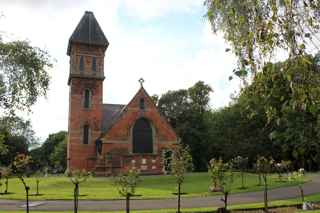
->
[[83, 124, 90, 144], [92, 57, 97, 71], [139, 98, 145, 110], [79, 55, 84, 71], [132, 118, 153, 153], [84, 89, 91, 108]]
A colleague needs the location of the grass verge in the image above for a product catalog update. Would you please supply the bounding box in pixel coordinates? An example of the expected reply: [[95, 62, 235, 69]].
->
[[0, 172, 306, 200]]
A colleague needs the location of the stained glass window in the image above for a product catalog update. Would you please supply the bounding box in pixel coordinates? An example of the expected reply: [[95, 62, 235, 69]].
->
[[133, 118, 153, 153]]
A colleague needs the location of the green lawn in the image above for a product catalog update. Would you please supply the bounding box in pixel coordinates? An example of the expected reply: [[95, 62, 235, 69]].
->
[[0, 172, 305, 200]]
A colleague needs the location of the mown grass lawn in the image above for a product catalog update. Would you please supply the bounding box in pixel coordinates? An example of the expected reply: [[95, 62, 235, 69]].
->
[[0, 172, 305, 200]]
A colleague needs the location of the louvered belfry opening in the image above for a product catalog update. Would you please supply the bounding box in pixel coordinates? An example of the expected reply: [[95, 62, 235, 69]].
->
[[133, 118, 153, 153]]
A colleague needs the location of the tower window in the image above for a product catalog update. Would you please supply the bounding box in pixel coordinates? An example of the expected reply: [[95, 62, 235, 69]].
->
[[84, 89, 91, 108], [79, 56, 84, 71], [139, 98, 145, 110], [92, 57, 97, 71], [83, 124, 90, 144]]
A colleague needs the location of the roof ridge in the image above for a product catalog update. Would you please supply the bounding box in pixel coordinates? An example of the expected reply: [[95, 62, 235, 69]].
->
[[103, 103, 126, 106]]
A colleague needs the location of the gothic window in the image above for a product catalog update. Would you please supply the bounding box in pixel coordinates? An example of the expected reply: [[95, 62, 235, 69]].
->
[[92, 57, 97, 71], [79, 55, 84, 71], [84, 89, 91, 108], [83, 124, 90, 144], [139, 98, 145, 110], [132, 118, 153, 153]]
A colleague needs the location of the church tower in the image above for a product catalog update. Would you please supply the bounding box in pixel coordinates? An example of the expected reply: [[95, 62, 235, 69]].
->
[[67, 11, 109, 171]]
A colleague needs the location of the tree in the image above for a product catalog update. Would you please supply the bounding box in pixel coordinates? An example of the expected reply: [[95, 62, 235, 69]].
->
[[0, 174, 2, 194], [65, 169, 90, 213], [0, 40, 52, 114], [11, 154, 32, 213], [289, 168, 305, 205], [0, 135, 28, 166], [217, 162, 234, 213], [170, 142, 193, 213], [0, 166, 11, 194], [188, 81, 213, 114], [34, 170, 44, 196], [205, 1, 320, 168], [205, 0, 320, 76], [114, 168, 141, 213], [274, 160, 291, 181], [254, 161, 263, 186], [232, 156, 248, 189], [0, 38, 52, 154], [157, 81, 213, 171], [30, 131, 67, 171], [239, 55, 320, 170], [205, 102, 271, 166], [204, 0, 320, 170], [208, 158, 224, 192], [203, 56, 320, 170], [0, 116, 36, 166], [49, 137, 67, 172], [157, 89, 189, 130], [256, 156, 274, 212]]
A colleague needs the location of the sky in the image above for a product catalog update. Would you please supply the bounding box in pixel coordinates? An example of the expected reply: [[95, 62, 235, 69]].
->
[[0, 0, 240, 142]]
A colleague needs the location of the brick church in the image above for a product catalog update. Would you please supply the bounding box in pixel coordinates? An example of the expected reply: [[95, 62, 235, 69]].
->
[[67, 11, 177, 175]]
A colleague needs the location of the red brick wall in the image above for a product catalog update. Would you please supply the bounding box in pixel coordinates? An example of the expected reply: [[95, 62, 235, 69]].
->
[[67, 43, 105, 171], [101, 87, 177, 174], [68, 78, 103, 171]]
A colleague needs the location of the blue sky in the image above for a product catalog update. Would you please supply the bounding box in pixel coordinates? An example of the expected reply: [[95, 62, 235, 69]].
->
[[1, 0, 240, 141]]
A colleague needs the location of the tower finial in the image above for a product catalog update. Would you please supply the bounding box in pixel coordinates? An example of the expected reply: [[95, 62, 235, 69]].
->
[[138, 78, 145, 87]]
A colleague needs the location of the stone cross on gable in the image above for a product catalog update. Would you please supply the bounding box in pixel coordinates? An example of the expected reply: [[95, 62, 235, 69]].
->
[[139, 78, 145, 87]]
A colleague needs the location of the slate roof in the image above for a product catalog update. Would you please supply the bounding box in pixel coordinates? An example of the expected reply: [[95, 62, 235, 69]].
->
[[101, 104, 126, 132], [67, 11, 109, 55]]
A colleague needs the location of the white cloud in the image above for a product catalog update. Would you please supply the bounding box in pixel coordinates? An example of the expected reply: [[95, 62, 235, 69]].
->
[[104, 19, 240, 109], [122, 0, 200, 20]]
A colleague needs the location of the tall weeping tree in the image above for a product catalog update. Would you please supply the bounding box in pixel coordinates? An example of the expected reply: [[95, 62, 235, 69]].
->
[[0, 36, 52, 154], [205, 0, 320, 114], [206, 1, 320, 170], [205, 0, 320, 76]]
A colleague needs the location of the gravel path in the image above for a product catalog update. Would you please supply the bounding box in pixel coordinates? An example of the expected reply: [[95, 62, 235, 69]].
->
[[1, 174, 319, 211]]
